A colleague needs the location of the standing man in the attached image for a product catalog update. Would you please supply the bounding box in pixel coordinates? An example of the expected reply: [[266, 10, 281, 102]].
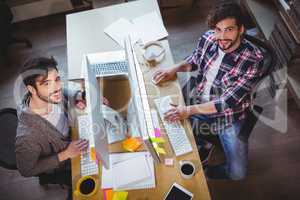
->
[[153, 2, 264, 180]]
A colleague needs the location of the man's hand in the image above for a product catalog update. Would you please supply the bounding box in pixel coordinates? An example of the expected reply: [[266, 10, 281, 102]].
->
[[102, 96, 110, 106], [152, 68, 177, 85], [75, 91, 110, 110], [164, 104, 191, 122], [75, 91, 86, 110], [58, 139, 89, 161]]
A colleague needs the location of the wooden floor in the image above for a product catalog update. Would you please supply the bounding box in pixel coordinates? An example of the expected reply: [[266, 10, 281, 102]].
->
[[0, 1, 300, 200]]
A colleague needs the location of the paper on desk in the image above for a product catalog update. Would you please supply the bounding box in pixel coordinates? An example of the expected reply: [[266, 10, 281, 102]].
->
[[104, 18, 139, 48], [132, 11, 169, 44], [101, 152, 155, 191], [112, 155, 151, 189]]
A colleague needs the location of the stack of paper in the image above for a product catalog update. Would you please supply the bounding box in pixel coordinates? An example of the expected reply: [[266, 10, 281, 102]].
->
[[104, 18, 139, 48], [104, 11, 169, 48], [101, 152, 155, 191], [132, 11, 168, 44]]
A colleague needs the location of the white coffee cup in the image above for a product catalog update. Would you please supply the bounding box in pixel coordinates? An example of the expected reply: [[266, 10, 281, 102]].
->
[[179, 160, 196, 179]]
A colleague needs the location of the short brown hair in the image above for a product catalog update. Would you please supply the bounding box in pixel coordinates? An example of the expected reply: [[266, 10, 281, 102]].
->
[[207, 1, 245, 29]]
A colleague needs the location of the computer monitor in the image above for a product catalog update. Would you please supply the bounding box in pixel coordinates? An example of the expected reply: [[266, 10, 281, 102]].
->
[[124, 36, 161, 163], [83, 55, 110, 169]]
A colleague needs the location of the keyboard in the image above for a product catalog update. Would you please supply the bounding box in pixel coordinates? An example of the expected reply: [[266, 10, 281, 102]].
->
[[77, 115, 99, 176], [154, 96, 193, 156], [92, 61, 128, 76]]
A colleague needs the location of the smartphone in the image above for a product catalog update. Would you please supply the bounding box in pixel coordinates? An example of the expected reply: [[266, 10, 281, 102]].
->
[[164, 183, 193, 200]]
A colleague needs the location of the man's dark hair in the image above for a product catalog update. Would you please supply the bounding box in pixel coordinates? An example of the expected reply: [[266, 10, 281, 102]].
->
[[21, 57, 58, 88], [207, 1, 245, 29]]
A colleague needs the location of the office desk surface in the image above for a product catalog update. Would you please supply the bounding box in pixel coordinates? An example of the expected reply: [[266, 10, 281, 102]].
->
[[66, 0, 162, 80], [71, 40, 211, 200], [68, 0, 211, 199]]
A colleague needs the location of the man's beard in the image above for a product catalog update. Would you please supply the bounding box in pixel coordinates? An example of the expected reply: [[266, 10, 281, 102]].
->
[[218, 32, 240, 51], [36, 89, 61, 104]]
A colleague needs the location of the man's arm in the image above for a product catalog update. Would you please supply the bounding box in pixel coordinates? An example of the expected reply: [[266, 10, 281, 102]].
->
[[164, 61, 263, 121], [16, 136, 88, 177], [152, 61, 193, 84], [164, 102, 217, 122], [153, 32, 211, 84], [213, 62, 263, 113], [15, 138, 61, 177]]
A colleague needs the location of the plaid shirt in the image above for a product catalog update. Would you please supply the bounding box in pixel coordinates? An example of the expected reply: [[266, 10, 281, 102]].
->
[[185, 30, 264, 131]]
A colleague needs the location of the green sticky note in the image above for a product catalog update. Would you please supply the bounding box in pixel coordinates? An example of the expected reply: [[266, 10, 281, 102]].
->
[[150, 137, 165, 143], [112, 191, 128, 200], [155, 146, 166, 154]]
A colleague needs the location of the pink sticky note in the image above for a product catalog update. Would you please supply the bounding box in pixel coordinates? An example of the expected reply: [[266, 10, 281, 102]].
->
[[164, 158, 174, 166], [154, 128, 161, 137]]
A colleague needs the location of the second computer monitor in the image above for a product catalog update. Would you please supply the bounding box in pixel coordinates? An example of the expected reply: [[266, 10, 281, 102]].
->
[[83, 55, 110, 169]]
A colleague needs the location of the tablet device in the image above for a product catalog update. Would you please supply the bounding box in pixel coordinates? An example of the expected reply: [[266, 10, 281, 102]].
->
[[164, 183, 193, 200]]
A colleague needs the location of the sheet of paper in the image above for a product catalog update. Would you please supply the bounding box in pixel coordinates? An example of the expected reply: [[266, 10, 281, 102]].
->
[[101, 163, 114, 189], [132, 11, 169, 44], [104, 18, 139, 48], [112, 155, 151, 189], [114, 153, 155, 191], [101, 152, 155, 190]]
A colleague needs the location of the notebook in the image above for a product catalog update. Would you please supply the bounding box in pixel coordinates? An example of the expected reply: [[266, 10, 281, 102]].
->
[[101, 152, 155, 191]]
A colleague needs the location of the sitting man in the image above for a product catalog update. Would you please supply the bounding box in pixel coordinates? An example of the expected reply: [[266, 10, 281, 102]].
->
[[15, 57, 104, 198], [153, 2, 264, 180]]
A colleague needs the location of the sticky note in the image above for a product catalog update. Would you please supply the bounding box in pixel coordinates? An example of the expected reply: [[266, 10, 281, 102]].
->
[[103, 189, 114, 200], [164, 158, 174, 166], [107, 190, 114, 200], [155, 146, 166, 154], [154, 128, 161, 137], [150, 137, 165, 143], [90, 147, 96, 161], [112, 191, 128, 200], [122, 137, 142, 152]]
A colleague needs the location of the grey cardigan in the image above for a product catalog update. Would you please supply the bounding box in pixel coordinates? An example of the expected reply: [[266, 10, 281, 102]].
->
[[15, 90, 78, 177]]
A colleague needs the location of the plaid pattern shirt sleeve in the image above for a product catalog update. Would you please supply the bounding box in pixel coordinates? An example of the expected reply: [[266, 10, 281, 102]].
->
[[214, 54, 264, 112], [185, 31, 214, 71]]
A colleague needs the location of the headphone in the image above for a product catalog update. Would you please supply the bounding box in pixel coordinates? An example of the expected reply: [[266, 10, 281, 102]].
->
[[142, 41, 165, 64]]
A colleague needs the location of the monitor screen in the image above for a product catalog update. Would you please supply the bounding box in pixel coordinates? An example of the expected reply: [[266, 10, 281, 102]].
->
[[124, 36, 161, 163], [84, 56, 110, 169]]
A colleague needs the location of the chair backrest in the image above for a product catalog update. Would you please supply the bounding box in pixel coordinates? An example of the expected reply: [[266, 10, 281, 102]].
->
[[244, 34, 277, 103], [0, 108, 18, 170], [238, 35, 277, 141], [244, 34, 277, 79]]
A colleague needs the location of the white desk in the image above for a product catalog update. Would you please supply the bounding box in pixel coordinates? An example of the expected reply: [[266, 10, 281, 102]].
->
[[66, 0, 162, 80]]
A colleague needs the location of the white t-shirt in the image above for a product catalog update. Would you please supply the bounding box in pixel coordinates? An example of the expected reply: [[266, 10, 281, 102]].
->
[[44, 104, 69, 137], [201, 48, 225, 102]]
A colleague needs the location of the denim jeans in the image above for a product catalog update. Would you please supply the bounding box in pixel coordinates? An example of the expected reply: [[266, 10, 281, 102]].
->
[[190, 115, 248, 180]]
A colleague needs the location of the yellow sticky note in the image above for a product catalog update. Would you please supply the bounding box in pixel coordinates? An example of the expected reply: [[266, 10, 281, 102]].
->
[[112, 191, 128, 200], [150, 137, 165, 143], [90, 147, 96, 161], [155, 146, 166, 155]]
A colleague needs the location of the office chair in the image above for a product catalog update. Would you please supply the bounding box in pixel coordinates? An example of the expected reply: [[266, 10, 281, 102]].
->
[[238, 34, 277, 142], [0, 108, 18, 170], [0, 107, 69, 195]]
